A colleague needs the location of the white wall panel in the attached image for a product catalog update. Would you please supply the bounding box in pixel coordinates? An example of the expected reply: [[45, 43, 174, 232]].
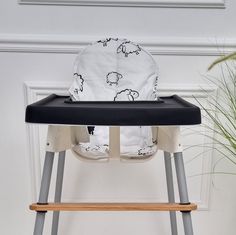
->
[[1, 0, 236, 234], [0, 1, 235, 37], [23, 81, 215, 235], [24, 81, 215, 210]]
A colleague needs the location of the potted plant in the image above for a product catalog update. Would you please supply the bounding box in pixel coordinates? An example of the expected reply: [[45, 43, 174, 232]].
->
[[199, 52, 236, 171]]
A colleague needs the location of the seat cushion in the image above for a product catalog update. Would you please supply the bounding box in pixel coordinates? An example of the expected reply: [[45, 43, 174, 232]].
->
[[72, 126, 157, 161]]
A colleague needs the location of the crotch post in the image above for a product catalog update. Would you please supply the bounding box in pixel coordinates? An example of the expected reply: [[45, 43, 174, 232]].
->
[[109, 126, 120, 159]]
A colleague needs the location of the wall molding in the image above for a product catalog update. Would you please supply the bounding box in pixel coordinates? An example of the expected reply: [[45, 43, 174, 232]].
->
[[18, 0, 225, 8], [24, 81, 216, 210], [0, 34, 235, 56]]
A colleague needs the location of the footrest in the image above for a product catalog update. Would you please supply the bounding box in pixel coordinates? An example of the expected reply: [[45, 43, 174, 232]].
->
[[30, 203, 197, 212]]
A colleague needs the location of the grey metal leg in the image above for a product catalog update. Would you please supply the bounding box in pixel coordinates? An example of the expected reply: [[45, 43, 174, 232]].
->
[[164, 151, 178, 235], [51, 151, 66, 235], [174, 152, 194, 235], [34, 151, 55, 235]]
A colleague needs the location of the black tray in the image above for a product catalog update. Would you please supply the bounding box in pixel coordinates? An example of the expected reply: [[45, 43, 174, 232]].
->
[[25, 94, 201, 126]]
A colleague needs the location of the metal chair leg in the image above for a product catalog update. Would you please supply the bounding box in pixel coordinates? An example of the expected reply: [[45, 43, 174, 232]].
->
[[51, 151, 66, 235], [174, 152, 194, 235], [34, 151, 55, 235], [164, 151, 178, 235]]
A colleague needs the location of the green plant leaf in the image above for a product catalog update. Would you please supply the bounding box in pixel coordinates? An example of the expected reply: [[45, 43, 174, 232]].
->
[[208, 52, 236, 71]]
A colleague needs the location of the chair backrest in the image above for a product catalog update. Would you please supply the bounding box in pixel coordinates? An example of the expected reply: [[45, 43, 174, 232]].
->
[[69, 38, 159, 101]]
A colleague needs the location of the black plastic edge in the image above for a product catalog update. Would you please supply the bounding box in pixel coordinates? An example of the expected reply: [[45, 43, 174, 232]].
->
[[180, 202, 192, 213], [25, 94, 201, 126], [35, 202, 48, 213]]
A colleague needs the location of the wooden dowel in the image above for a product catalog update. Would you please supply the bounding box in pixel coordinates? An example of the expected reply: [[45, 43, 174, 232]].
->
[[30, 202, 197, 212]]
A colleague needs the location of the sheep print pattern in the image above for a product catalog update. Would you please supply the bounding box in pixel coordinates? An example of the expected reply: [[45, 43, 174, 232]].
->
[[69, 38, 159, 160]]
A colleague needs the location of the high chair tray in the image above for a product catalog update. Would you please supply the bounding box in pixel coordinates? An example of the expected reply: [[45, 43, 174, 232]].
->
[[25, 94, 201, 126]]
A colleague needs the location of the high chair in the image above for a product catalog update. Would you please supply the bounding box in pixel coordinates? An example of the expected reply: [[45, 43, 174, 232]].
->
[[25, 38, 201, 235]]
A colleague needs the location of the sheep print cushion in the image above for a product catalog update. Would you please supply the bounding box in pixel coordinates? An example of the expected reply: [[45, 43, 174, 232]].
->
[[69, 38, 159, 161]]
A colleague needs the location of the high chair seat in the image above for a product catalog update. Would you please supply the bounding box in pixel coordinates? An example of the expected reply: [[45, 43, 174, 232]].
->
[[26, 94, 201, 162], [26, 38, 200, 235]]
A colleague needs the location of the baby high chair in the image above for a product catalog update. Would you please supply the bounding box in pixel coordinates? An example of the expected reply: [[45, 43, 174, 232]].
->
[[25, 38, 201, 235]]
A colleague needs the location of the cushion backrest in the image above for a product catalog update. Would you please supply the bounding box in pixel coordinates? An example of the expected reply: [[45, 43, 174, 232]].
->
[[69, 38, 159, 101]]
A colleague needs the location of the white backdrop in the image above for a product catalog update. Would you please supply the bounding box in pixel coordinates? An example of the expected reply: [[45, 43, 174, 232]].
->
[[1, 0, 236, 234]]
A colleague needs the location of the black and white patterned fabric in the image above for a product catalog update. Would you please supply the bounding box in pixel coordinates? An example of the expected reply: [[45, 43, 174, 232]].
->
[[69, 38, 159, 161]]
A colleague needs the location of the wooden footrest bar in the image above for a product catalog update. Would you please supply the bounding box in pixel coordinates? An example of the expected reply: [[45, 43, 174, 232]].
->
[[30, 203, 197, 212]]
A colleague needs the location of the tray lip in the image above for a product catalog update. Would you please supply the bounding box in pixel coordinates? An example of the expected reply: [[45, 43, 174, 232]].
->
[[64, 97, 165, 104], [28, 93, 198, 108]]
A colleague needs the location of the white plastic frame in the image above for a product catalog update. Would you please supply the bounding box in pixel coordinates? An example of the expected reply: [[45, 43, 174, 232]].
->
[[46, 125, 183, 162]]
